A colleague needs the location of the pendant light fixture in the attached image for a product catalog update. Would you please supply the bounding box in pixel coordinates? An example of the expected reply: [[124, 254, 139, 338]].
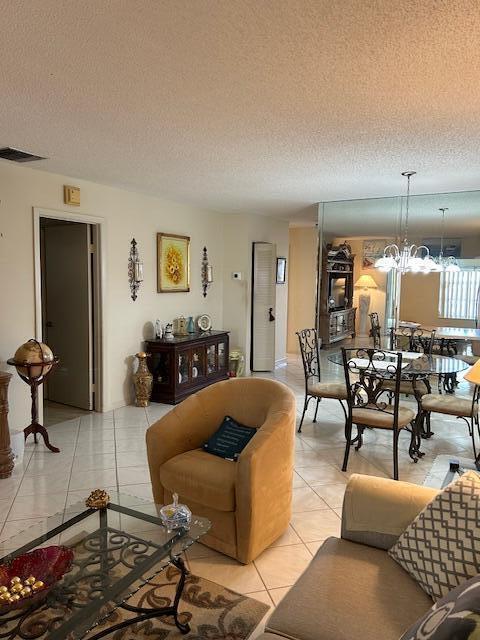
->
[[432, 208, 460, 272], [375, 171, 437, 274]]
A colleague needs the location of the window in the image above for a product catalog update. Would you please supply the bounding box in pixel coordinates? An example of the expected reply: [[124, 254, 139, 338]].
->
[[439, 269, 480, 320]]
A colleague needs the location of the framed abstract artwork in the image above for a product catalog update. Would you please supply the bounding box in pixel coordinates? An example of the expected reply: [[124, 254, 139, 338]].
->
[[157, 233, 190, 293]]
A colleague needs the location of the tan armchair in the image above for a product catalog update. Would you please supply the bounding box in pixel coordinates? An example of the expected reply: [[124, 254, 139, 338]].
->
[[146, 377, 296, 564]]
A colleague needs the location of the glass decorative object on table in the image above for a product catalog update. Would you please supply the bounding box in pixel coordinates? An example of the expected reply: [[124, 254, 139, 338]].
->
[[187, 316, 195, 334], [159, 493, 192, 531]]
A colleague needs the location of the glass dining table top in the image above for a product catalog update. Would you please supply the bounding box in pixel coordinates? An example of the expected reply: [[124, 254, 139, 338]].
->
[[327, 351, 470, 375]]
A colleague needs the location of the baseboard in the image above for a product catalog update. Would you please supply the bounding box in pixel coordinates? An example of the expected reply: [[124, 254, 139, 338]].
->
[[275, 357, 287, 368]]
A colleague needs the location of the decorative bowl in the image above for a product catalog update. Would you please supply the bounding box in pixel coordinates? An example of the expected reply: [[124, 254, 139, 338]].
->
[[0, 546, 74, 611]]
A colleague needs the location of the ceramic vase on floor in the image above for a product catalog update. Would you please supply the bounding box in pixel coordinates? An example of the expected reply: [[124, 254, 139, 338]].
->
[[133, 352, 153, 407]]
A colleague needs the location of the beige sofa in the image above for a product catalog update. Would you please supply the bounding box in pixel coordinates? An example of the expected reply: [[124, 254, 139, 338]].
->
[[146, 377, 296, 564], [258, 474, 439, 640]]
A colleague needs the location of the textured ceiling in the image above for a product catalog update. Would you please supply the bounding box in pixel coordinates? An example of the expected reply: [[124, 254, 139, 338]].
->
[[2, 0, 480, 222]]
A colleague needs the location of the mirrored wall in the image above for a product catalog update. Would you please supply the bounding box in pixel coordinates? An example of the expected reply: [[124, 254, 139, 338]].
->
[[317, 189, 480, 348]]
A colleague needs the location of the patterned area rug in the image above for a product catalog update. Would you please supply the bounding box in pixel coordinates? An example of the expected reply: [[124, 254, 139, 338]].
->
[[88, 565, 270, 639]]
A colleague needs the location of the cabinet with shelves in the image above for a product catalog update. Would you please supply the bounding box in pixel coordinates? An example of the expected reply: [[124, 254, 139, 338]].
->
[[146, 331, 229, 404], [319, 243, 357, 347]]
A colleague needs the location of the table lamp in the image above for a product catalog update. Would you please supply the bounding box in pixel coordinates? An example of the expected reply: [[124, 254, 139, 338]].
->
[[355, 274, 378, 337], [464, 358, 480, 386]]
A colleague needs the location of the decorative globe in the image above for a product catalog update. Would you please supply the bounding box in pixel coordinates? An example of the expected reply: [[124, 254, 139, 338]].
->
[[13, 340, 54, 378]]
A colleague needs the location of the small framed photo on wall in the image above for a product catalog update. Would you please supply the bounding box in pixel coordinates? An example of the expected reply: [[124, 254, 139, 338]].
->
[[276, 257, 287, 284], [157, 233, 190, 292]]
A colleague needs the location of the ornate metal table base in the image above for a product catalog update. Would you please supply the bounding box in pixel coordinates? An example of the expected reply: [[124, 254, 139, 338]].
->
[[438, 372, 458, 394], [88, 556, 191, 639]]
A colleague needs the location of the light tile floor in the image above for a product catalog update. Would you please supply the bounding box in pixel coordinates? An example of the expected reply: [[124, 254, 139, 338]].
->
[[1, 353, 476, 636]]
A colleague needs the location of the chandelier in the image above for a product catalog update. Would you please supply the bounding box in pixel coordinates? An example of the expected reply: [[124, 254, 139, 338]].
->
[[432, 208, 460, 272], [375, 171, 438, 274]]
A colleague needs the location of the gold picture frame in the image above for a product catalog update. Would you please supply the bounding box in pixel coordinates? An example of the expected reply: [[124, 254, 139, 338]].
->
[[157, 233, 190, 293]]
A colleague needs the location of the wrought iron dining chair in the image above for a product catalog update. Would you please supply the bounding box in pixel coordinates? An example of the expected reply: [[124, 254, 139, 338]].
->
[[368, 312, 382, 348], [457, 341, 480, 366], [389, 327, 436, 355], [419, 387, 480, 460], [341, 348, 421, 480], [384, 329, 435, 403], [296, 328, 347, 433]]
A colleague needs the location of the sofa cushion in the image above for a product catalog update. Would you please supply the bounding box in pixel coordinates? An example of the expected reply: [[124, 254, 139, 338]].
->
[[265, 537, 432, 640], [400, 573, 480, 640], [160, 448, 236, 512], [389, 470, 480, 601]]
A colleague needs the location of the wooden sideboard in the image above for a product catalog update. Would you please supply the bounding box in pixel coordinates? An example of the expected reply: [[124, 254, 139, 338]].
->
[[0, 372, 14, 478], [145, 330, 229, 404]]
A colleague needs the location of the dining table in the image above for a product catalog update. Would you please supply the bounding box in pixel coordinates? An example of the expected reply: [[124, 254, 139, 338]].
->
[[328, 350, 470, 394], [328, 351, 470, 444]]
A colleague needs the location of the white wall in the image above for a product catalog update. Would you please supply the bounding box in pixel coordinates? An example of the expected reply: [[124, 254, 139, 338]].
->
[[0, 160, 288, 430], [222, 213, 289, 371]]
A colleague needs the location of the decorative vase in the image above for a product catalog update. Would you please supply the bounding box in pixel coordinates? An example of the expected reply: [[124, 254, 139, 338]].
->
[[133, 352, 153, 407], [187, 316, 195, 334]]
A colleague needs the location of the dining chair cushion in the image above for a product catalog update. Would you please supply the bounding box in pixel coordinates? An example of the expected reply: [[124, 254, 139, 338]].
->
[[389, 471, 480, 602], [421, 394, 477, 417], [308, 381, 348, 400], [352, 405, 415, 429], [382, 379, 429, 396], [457, 354, 479, 366]]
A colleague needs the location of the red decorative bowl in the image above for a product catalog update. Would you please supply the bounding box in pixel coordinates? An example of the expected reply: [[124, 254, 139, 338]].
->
[[0, 546, 74, 611]]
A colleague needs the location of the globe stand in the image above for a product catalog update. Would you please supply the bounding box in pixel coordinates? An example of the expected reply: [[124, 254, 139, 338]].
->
[[7, 357, 60, 454]]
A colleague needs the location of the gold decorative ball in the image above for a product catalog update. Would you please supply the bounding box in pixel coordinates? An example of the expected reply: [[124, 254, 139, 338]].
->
[[25, 576, 36, 586], [11, 584, 23, 594], [10, 594, 20, 602], [0, 586, 8, 594], [32, 581, 44, 591], [0, 593, 10, 602], [10, 577, 21, 585], [13, 340, 54, 377], [20, 587, 31, 597]]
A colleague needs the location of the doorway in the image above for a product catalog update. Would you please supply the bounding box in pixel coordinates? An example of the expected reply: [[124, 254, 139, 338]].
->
[[35, 210, 102, 425], [251, 242, 276, 371]]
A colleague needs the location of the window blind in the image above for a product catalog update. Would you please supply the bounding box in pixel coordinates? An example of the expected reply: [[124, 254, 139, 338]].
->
[[439, 269, 480, 320]]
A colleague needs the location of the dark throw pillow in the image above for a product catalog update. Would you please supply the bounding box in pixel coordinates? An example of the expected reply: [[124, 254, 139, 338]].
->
[[400, 574, 480, 640], [203, 416, 256, 461]]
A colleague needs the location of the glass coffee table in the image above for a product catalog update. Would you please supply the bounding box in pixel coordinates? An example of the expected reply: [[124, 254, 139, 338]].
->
[[0, 491, 210, 638]]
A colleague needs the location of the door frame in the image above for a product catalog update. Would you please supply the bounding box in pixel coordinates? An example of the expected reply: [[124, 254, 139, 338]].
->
[[33, 207, 106, 413]]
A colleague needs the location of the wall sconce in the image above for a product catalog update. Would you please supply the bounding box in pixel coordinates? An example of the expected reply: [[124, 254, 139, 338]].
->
[[202, 246, 213, 297], [128, 238, 144, 301]]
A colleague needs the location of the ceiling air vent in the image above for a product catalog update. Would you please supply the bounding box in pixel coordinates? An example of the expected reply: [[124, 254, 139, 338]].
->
[[0, 147, 46, 162]]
